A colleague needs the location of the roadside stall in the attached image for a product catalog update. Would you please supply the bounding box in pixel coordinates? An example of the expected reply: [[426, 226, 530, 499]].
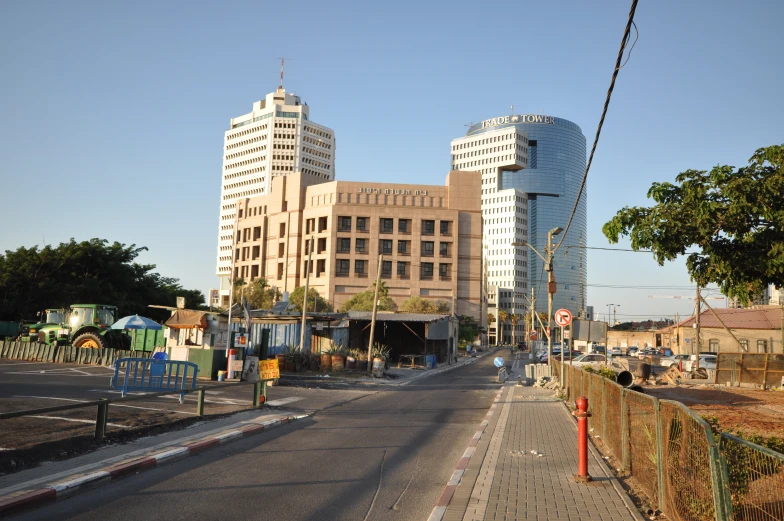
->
[[162, 309, 229, 379]]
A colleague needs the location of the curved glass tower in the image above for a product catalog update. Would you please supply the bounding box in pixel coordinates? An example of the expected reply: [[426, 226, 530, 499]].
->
[[464, 115, 587, 317]]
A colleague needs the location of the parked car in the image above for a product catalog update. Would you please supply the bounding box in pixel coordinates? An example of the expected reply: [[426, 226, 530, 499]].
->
[[540, 350, 582, 363], [658, 348, 673, 357], [659, 354, 690, 368], [682, 355, 717, 373], [571, 353, 608, 370], [626, 346, 640, 357], [609, 347, 623, 356], [638, 348, 658, 359], [589, 344, 606, 355]]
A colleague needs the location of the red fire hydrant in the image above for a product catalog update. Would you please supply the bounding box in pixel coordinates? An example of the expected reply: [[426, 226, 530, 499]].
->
[[573, 396, 592, 483]]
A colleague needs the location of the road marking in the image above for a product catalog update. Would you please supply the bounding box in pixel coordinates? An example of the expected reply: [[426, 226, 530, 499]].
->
[[12, 394, 197, 415], [0, 361, 52, 367], [265, 396, 303, 406], [24, 415, 130, 428], [6, 369, 114, 377]]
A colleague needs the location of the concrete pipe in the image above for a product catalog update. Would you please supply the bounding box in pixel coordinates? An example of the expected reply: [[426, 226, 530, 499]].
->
[[616, 370, 635, 388]]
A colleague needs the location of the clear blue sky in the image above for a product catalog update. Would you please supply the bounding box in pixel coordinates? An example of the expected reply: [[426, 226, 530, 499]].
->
[[1, 0, 781, 321]]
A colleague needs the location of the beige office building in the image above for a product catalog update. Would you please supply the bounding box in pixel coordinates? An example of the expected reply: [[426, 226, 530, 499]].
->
[[226, 171, 483, 320]]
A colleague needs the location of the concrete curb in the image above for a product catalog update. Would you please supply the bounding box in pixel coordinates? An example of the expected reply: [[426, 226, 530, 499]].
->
[[0, 412, 307, 517], [427, 385, 505, 521], [276, 350, 494, 388]]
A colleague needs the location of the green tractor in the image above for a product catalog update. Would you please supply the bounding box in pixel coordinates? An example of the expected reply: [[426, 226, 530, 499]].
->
[[37, 304, 130, 349], [26, 309, 68, 343]]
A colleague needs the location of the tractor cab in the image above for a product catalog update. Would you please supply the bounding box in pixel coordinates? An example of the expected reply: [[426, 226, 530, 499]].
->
[[28, 308, 68, 342]]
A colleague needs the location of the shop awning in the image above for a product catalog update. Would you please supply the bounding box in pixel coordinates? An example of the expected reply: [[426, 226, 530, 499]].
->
[[164, 310, 208, 329]]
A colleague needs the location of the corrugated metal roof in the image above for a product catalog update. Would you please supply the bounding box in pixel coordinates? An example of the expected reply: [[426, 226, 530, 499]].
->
[[346, 311, 452, 322], [674, 308, 783, 330]]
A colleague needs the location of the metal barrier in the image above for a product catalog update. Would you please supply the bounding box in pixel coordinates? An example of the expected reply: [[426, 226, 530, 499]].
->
[[112, 357, 198, 402], [560, 364, 784, 521], [0, 379, 271, 442], [719, 433, 784, 521]]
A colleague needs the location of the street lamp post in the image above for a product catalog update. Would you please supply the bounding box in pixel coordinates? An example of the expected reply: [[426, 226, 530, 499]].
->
[[513, 226, 563, 368]]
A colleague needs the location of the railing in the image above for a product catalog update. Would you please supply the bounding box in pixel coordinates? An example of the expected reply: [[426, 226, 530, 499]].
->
[[0, 379, 271, 442], [719, 433, 784, 521], [558, 363, 782, 521]]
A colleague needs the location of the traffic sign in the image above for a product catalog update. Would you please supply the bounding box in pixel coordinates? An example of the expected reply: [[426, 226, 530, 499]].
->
[[529, 331, 538, 340], [554, 309, 573, 327]]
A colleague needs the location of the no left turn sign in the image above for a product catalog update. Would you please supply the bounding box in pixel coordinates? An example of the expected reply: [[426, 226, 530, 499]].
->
[[554, 309, 573, 327]]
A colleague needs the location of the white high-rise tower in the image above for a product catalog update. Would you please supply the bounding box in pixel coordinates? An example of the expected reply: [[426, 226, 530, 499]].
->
[[216, 85, 335, 304]]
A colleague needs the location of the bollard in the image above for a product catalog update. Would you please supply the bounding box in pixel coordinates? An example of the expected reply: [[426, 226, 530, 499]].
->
[[95, 399, 109, 441], [196, 389, 205, 418], [572, 396, 592, 483], [253, 381, 261, 408]]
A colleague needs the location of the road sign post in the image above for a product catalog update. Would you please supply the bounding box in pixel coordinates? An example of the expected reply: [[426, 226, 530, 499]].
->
[[554, 309, 573, 390]]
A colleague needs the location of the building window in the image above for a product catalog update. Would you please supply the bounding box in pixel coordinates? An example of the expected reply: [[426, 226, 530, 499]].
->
[[398, 240, 410, 255], [422, 220, 435, 235], [420, 262, 434, 280], [380, 218, 393, 233], [709, 339, 720, 351], [356, 217, 368, 232], [338, 238, 351, 253], [336, 259, 350, 277], [421, 241, 434, 257], [439, 263, 451, 280], [398, 219, 410, 234], [739, 339, 749, 352], [278, 243, 285, 258], [397, 261, 409, 279], [316, 259, 326, 277], [381, 260, 392, 278], [305, 218, 315, 234], [317, 237, 327, 254], [279, 222, 286, 236], [339, 216, 352, 231], [440, 221, 452, 236], [356, 238, 367, 253], [277, 262, 283, 280], [355, 259, 367, 277], [318, 216, 328, 232], [439, 242, 450, 257], [757, 339, 768, 353], [379, 239, 393, 254]]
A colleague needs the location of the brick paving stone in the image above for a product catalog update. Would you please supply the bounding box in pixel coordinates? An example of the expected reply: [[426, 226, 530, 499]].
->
[[477, 385, 639, 521]]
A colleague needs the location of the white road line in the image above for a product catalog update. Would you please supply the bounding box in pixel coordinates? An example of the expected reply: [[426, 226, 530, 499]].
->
[[12, 395, 196, 415], [13, 395, 88, 402], [0, 361, 52, 367], [265, 396, 304, 406], [6, 371, 115, 377], [24, 415, 130, 428]]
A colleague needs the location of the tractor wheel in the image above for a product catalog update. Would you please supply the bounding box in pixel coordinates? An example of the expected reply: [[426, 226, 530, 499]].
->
[[72, 332, 107, 349]]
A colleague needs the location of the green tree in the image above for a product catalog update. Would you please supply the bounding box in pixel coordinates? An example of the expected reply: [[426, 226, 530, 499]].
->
[[510, 313, 521, 345], [399, 296, 450, 313], [487, 313, 496, 326], [0, 238, 205, 321], [233, 277, 282, 310], [289, 286, 332, 312], [458, 315, 480, 345], [497, 310, 508, 342], [338, 282, 398, 312], [603, 144, 784, 305]]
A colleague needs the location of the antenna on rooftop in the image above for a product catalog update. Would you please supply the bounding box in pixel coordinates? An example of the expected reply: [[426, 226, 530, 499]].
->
[[277, 57, 285, 89]]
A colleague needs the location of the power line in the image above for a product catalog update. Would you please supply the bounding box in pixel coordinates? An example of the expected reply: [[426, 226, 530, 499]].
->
[[554, 0, 639, 253]]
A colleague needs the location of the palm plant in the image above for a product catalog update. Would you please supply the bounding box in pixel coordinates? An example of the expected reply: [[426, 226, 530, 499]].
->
[[498, 310, 508, 344]]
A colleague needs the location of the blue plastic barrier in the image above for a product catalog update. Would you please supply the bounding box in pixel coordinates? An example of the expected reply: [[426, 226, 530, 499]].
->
[[425, 354, 437, 369], [112, 357, 198, 403]]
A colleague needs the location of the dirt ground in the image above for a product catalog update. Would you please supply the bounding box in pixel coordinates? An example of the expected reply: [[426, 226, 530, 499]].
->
[[645, 385, 784, 438]]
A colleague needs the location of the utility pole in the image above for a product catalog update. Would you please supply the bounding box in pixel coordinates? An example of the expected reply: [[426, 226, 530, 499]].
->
[[674, 313, 680, 353], [695, 286, 701, 371], [545, 227, 563, 368], [299, 236, 314, 352], [531, 287, 536, 351], [368, 255, 384, 374]]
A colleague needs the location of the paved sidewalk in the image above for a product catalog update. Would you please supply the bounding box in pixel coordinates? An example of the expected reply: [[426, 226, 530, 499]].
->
[[442, 355, 643, 521]]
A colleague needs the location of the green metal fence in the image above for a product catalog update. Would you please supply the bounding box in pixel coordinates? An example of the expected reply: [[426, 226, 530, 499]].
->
[[557, 363, 781, 521], [719, 433, 784, 521]]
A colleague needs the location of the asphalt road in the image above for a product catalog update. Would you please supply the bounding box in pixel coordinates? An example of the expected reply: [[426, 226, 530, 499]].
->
[[8, 350, 506, 521], [0, 360, 364, 452]]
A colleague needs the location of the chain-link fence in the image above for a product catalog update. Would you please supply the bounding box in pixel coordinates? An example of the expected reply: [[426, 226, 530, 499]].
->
[[626, 389, 661, 508], [719, 433, 784, 521], [557, 364, 781, 521]]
